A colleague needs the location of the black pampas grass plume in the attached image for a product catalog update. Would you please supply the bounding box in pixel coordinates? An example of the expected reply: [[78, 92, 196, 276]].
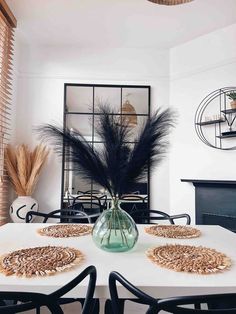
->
[[38, 124, 113, 196], [38, 105, 176, 197], [121, 109, 176, 194]]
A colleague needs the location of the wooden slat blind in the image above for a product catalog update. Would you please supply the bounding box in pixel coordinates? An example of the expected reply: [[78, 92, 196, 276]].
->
[[0, 3, 16, 225]]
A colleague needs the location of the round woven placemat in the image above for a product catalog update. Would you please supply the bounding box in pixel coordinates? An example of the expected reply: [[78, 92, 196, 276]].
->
[[145, 225, 201, 239], [0, 246, 84, 277], [147, 244, 231, 274], [37, 224, 92, 238]]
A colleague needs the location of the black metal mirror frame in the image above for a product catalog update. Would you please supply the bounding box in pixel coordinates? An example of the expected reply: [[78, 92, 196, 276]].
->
[[61, 83, 151, 208]]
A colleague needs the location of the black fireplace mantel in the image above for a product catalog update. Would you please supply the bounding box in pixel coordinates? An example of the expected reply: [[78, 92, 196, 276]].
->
[[181, 179, 236, 187], [181, 179, 236, 232]]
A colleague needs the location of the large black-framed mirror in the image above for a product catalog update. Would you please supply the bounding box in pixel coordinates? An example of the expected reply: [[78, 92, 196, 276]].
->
[[61, 83, 151, 209]]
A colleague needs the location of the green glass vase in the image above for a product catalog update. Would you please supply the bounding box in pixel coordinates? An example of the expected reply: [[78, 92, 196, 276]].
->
[[92, 198, 139, 252]]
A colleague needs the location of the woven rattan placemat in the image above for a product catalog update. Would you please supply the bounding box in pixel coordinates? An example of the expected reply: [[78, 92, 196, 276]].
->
[[38, 224, 92, 238], [145, 225, 201, 239], [0, 246, 84, 277], [147, 244, 231, 274]]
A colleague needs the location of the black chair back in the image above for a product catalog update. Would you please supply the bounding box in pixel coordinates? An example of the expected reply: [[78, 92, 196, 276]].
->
[[106, 271, 158, 314], [120, 195, 147, 216], [158, 294, 236, 313], [76, 190, 86, 194], [120, 195, 146, 202], [84, 190, 101, 195], [0, 265, 97, 314], [131, 209, 191, 225], [51, 265, 97, 314], [72, 194, 106, 216], [0, 292, 62, 313], [25, 208, 92, 223], [107, 271, 236, 314]]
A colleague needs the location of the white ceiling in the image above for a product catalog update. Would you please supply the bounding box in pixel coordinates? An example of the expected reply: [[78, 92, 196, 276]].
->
[[7, 0, 236, 48]]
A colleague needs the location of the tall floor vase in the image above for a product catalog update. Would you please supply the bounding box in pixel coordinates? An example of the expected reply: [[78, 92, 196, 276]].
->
[[92, 198, 139, 252], [10, 196, 38, 223]]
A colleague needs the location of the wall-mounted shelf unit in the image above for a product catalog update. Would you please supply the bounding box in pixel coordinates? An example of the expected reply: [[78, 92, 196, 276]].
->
[[196, 119, 225, 126], [194, 87, 236, 150], [216, 133, 236, 139], [221, 108, 236, 114]]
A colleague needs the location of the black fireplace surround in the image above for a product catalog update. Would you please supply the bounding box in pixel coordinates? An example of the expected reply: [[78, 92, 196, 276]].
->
[[181, 179, 236, 232]]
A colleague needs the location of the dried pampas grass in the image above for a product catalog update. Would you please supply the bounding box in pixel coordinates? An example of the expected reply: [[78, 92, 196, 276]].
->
[[5, 144, 49, 196]]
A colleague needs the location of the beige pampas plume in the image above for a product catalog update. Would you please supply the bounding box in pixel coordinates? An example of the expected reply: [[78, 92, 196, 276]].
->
[[5, 144, 49, 196]]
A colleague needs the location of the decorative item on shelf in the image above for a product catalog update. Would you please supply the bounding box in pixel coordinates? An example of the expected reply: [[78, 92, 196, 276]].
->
[[211, 114, 223, 121], [227, 91, 236, 109], [147, 0, 194, 5], [5, 144, 49, 223], [40, 104, 176, 252], [195, 87, 236, 150], [221, 131, 236, 136], [119, 94, 137, 128], [204, 114, 224, 123]]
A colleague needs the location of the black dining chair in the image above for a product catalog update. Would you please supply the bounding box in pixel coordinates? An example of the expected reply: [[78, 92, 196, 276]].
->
[[97, 194, 108, 210], [105, 271, 158, 314], [106, 271, 236, 314], [76, 190, 86, 194], [0, 292, 61, 314], [120, 194, 148, 216], [71, 194, 106, 222], [130, 209, 191, 225], [157, 294, 236, 313], [84, 190, 101, 195], [0, 265, 98, 314], [25, 208, 92, 223]]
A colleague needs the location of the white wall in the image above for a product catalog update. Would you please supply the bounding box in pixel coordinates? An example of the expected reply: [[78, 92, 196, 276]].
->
[[14, 22, 236, 218], [14, 42, 170, 212], [169, 23, 236, 221]]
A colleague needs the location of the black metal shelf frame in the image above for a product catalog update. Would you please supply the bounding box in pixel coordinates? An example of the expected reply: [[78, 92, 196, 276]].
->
[[194, 87, 236, 150], [61, 83, 151, 208], [196, 119, 225, 126], [216, 134, 236, 139], [221, 108, 236, 114]]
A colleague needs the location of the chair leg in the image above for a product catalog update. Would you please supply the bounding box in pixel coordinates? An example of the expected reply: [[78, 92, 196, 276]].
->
[[105, 299, 112, 314], [91, 299, 100, 314], [105, 299, 125, 314], [194, 302, 201, 309], [118, 300, 125, 313], [67, 297, 99, 314]]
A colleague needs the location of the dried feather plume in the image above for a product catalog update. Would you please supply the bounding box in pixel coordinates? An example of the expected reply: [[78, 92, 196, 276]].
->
[[5, 144, 49, 196], [39, 105, 176, 197]]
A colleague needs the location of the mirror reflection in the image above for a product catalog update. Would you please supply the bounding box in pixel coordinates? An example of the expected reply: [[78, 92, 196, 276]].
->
[[63, 84, 150, 210]]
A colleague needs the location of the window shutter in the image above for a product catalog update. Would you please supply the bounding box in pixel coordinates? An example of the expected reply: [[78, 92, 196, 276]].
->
[[0, 1, 16, 225]]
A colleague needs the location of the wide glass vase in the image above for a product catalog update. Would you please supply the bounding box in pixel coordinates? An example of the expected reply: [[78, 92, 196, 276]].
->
[[92, 198, 139, 252]]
